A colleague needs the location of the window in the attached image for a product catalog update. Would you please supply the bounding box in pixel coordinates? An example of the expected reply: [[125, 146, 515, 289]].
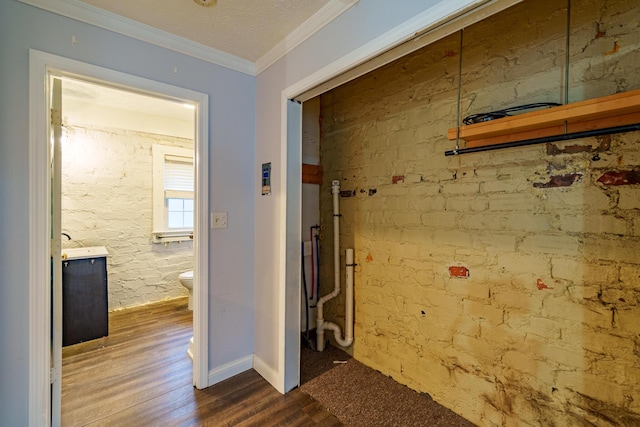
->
[[168, 198, 194, 229], [152, 145, 194, 242]]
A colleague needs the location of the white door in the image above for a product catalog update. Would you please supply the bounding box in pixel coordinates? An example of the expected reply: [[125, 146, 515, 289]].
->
[[284, 99, 302, 391], [50, 77, 63, 427]]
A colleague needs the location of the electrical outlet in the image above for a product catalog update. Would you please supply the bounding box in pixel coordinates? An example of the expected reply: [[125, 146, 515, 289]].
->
[[212, 212, 227, 229]]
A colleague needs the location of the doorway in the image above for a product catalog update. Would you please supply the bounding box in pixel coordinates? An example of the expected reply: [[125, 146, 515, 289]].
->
[[58, 76, 196, 313], [28, 50, 210, 426], [56, 76, 197, 420]]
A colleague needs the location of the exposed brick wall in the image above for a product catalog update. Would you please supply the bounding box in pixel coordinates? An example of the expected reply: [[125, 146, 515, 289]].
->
[[318, 0, 640, 425], [61, 125, 193, 311]]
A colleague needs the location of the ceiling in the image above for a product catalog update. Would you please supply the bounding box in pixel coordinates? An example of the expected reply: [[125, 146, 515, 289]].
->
[[79, 0, 334, 63], [56, 0, 356, 137], [55, 0, 357, 135], [61, 77, 196, 138], [62, 77, 192, 118]]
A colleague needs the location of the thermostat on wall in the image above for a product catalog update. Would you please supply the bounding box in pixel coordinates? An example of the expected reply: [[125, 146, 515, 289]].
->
[[262, 162, 271, 196]]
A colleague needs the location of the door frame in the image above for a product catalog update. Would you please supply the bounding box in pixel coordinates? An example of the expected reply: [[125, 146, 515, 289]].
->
[[28, 49, 210, 425], [276, 0, 526, 393]]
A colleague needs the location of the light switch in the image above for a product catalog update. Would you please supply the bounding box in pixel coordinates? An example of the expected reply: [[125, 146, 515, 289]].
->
[[212, 212, 227, 229]]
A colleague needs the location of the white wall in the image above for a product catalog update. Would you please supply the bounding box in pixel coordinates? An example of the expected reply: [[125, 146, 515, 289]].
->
[[0, 1, 254, 424], [253, 0, 521, 392], [61, 124, 193, 310]]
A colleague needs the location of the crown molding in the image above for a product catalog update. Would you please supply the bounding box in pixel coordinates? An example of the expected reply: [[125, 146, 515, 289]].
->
[[255, 0, 359, 75], [17, 0, 256, 76], [289, 0, 524, 101]]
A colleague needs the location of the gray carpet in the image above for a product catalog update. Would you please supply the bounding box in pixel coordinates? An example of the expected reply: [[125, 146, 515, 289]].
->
[[300, 344, 352, 385], [300, 353, 476, 427]]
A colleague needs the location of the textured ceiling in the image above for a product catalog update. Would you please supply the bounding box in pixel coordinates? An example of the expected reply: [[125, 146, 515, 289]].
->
[[79, 0, 332, 62]]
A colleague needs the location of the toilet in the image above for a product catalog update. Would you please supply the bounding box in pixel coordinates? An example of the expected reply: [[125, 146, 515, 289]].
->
[[179, 270, 193, 310]]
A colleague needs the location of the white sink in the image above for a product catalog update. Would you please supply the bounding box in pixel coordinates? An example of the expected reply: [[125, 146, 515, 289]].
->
[[61, 246, 109, 261]]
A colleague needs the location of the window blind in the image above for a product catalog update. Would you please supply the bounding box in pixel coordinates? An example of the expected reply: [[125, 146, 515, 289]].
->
[[164, 157, 194, 192]]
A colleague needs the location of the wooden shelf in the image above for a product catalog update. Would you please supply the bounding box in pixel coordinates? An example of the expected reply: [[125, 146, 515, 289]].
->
[[448, 89, 640, 149]]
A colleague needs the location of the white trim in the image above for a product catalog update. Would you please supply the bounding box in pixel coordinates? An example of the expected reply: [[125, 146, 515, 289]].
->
[[17, 0, 254, 75], [28, 50, 210, 426], [278, 0, 525, 396], [271, 92, 295, 394], [192, 81, 210, 391], [208, 356, 253, 385], [281, 99, 302, 393], [28, 47, 52, 427], [255, 0, 359, 75], [17, 0, 360, 77], [252, 355, 281, 390], [288, 0, 524, 101]]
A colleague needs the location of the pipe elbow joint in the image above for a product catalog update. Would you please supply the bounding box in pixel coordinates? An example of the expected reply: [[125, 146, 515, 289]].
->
[[322, 321, 353, 348]]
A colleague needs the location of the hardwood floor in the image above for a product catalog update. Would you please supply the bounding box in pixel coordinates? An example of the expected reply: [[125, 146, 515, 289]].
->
[[62, 298, 341, 426]]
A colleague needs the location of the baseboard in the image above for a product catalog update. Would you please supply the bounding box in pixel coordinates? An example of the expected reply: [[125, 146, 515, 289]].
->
[[252, 354, 284, 393], [208, 355, 253, 386]]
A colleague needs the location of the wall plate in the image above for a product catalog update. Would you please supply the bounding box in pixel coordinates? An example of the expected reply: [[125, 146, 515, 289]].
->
[[212, 212, 227, 228]]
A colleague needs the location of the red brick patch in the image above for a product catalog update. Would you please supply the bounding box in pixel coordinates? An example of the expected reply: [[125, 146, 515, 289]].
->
[[546, 136, 610, 155], [533, 173, 582, 188], [536, 278, 553, 290], [597, 170, 640, 186], [449, 266, 469, 278]]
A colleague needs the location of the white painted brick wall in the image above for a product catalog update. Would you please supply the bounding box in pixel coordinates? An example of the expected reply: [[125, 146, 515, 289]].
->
[[61, 124, 193, 311]]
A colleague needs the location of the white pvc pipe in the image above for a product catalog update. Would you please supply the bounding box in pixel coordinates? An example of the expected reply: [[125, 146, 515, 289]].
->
[[317, 180, 354, 351]]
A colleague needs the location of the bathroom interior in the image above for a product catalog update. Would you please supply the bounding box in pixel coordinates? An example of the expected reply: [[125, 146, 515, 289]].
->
[[58, 77, 196, 373]]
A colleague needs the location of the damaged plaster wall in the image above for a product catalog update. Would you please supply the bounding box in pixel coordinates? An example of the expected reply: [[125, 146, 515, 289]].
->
[[317, 0, 640, 425]]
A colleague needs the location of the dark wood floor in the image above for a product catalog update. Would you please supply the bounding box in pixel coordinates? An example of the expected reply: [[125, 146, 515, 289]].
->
[[62, 298, 342, 426]]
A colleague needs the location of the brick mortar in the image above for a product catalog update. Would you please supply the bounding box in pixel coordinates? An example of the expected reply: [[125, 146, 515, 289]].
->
[[61, 124, 193, 310], [317, 0, 640, 425]]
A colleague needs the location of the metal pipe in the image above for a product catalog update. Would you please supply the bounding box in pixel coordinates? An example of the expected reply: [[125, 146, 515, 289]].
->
[[315, 232, 320, 299], [301, 243, 310, 345], [454, 29, 464, 154], [564, 0, 571, 105], [444, 123, 640, 156], [310, 227, 315, 299]]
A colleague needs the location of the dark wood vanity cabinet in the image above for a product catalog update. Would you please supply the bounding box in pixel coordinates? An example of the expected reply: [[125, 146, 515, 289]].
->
[[62, 257, 109, 346]]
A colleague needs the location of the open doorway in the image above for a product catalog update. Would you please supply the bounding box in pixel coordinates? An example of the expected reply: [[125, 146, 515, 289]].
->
[[298, 97, 354, 386], [56, 77, 197, 422], [58, 77, 196, 313], [28, 50, 210, 426]]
